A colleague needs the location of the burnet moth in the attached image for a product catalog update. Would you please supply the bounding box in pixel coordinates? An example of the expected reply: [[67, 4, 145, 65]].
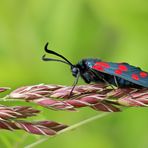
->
[[42, 43, 148, 95]]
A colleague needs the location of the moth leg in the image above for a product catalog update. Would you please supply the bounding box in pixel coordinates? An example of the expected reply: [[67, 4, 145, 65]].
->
[[90, 69, 116, 90], [69, 70, 80, 99], [114, 76, 119, 88]]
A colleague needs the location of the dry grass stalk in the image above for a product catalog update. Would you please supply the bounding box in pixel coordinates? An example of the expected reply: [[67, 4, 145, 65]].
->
[[10, 84, 148, 112], [0, 87, 68, 136]]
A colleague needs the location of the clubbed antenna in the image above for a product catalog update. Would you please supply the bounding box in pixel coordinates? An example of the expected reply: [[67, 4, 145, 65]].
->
[[42, 42, 74, 67]]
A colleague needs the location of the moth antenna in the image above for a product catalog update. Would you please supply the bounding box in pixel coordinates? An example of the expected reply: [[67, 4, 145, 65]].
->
[[44, 42, 74, 67], [42, 54, 70, 65]]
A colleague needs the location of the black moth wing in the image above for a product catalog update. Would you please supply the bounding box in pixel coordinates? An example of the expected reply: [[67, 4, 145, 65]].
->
[[86, 60, 148, 88]]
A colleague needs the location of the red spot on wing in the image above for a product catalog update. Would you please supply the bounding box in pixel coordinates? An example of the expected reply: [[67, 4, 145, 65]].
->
[[140, 72, 148, 78], [115, 64, 128, 75], [95, 62, 110, 68], [115, 69, 122, 75], [132, 74, 139, 81], [92, 61, 110, 72], [92, 65, 104, 71], [118, 64, 128, 71]]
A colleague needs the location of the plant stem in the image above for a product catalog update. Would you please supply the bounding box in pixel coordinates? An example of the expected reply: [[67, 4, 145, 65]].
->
[[0, 95, 24, 102], [0, 95, 9, 101], [25, 112, 110, 148], [58, 112, 110, 134]]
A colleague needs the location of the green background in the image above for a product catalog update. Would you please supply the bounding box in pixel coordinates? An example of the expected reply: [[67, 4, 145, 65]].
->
[[0, 0, 148, 148]]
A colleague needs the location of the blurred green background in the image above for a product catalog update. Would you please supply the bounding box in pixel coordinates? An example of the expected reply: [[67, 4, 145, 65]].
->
[[0, 0, 148, 148]]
